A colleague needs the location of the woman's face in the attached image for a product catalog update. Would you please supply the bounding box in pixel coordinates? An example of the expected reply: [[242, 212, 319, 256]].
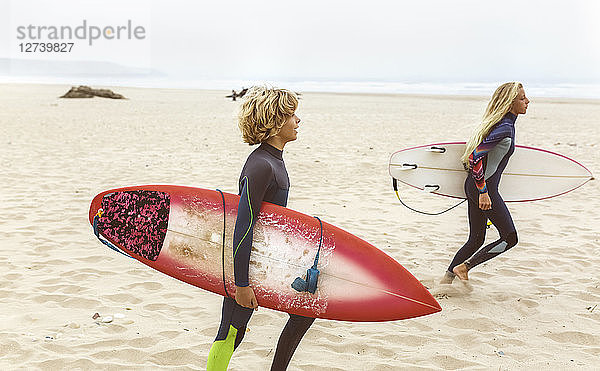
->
[[511, 88, 529, 115]]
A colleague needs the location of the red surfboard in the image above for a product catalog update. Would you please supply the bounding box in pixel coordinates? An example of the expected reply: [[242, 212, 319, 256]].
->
[[89, 185, 441, 322]]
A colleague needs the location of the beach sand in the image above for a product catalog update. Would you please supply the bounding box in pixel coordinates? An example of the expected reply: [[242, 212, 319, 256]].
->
[[1, 83, 599, 370]]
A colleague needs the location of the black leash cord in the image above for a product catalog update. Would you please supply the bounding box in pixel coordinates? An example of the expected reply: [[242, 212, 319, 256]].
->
[[392, 178, 466, 216], [92, 212, 133, 259], [312, 216, 323, 269]]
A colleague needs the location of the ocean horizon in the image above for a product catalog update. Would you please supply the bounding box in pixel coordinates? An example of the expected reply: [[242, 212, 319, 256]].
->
[[2, 75, 600, 100]]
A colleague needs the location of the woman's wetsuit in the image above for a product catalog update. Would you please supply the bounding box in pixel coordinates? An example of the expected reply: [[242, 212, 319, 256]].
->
[[207, 143, 315, 371], [448, 112, 519, 273]]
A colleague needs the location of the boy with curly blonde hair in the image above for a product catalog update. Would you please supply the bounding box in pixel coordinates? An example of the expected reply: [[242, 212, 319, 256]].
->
[[208, 86, 312, 371]]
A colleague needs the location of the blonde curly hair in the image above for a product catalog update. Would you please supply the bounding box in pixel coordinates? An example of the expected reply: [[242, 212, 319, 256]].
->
[[238, 86, 298, 145]]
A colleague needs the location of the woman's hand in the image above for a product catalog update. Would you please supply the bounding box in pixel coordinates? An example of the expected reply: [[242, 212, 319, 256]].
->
[[479, 192, 492, 210], [235, 285, 258, 310]]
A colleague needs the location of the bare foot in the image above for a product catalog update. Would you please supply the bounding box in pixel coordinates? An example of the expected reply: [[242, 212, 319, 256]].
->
[[452, 263, 469, 280], [439, 271, 456, 284]]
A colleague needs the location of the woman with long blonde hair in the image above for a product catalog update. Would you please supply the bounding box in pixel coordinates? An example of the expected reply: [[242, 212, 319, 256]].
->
[[442, 82, 530, 283]]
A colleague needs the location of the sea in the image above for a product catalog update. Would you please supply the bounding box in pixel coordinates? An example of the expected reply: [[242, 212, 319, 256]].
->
[[2, 74, 600, 100]]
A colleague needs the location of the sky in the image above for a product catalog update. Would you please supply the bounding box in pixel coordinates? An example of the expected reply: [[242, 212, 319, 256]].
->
[[1, 0, 599, 95]]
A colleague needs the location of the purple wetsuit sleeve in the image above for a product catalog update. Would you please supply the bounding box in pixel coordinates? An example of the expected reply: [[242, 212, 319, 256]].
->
[[469, 125, 512, 193]]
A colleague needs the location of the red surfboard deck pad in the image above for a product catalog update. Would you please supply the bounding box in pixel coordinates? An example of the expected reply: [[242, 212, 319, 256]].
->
[[98, 190, 170, 261]]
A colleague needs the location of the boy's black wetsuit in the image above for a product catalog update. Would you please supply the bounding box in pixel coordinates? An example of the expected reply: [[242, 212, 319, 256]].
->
[[448, 113, 519, 273], [207, 143, 314, 371]]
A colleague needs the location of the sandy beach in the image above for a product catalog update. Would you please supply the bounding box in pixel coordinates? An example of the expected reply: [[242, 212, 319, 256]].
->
[[1, 83, 599, 370]]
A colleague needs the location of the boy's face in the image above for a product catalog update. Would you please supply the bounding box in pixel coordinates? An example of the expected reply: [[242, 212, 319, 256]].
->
[[277, 113, 300, 143]]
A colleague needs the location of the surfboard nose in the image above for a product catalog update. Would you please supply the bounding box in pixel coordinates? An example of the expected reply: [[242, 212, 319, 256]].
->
[[377, 274, 441, 321], [89, 189, 171, 261], [409, 282, 442, 315], [326, 280, 441, 322]]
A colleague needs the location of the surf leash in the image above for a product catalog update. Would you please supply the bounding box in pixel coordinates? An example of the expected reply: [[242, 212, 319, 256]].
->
[[216, 189, 231, 298], [291, 216, 323, 294], [392, 178, 466, 216], [92, 209, 133, 259]]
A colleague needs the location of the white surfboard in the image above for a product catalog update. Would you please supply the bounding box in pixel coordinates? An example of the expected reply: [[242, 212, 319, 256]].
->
[[389, 142, 593, 202]]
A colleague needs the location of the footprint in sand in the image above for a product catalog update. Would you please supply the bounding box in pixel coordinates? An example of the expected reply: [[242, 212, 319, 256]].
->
[[516, 298, 539, 309], [428, 278, 474, 298]]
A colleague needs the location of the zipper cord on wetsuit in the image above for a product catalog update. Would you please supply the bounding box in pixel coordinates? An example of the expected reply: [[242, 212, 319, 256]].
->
[[216, 189, 231, 298], [392, 178, 466, 216]]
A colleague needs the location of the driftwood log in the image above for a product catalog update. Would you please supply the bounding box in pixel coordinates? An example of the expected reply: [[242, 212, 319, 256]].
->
[[225, 88, 302, 101], [60, 86, 126, 99], [225, 88, 248, 101]]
